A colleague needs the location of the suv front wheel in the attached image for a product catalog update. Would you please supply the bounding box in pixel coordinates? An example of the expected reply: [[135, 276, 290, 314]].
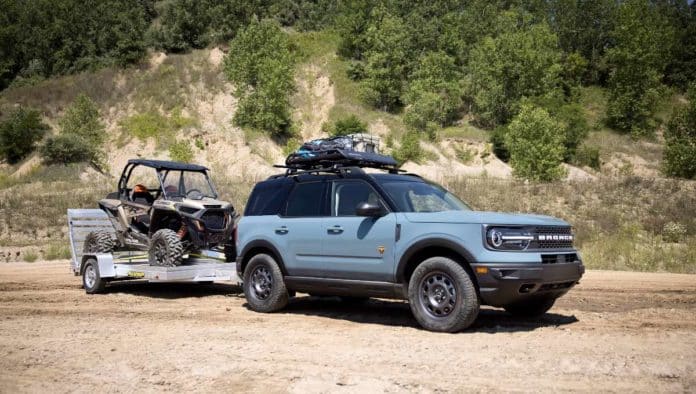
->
[[243, 254, 289, 313], [408, 257, 480, 333]]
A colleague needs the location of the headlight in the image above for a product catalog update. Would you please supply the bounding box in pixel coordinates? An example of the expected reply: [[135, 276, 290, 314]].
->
[[485, 227, 534, 250]]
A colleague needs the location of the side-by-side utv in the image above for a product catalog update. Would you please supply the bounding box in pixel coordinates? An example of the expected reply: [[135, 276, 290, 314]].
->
[[84, 159, 236, 267]]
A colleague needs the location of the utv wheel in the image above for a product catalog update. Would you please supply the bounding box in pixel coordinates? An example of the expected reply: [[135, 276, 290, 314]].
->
[[83, 231, 116, 254], [504, 296, 556, 317], [408, 257, 480, 333], [243, 254, 288, 313], [82, 258, 106, 294], [149, 229, 184, 267]]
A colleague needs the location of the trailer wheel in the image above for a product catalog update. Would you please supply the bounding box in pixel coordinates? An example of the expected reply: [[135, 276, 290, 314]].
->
[[82, 258, 106, 294], [243, 254, 288, 313], [149, 229, 184, 267], [83, 230, 115, 254]]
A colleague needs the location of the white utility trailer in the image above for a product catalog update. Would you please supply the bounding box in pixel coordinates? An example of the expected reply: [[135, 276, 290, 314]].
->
[[68, 209, 240, 293]]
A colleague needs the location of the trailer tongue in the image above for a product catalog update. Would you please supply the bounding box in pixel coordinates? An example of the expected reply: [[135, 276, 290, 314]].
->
[[68, 209, 239, 293]]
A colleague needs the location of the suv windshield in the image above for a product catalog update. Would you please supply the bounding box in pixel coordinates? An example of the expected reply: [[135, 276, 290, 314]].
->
[[381, 181, 471, 213], [160, 170, 217, 200]]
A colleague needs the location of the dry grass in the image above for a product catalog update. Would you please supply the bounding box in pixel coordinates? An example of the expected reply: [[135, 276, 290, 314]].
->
[[2, 165, 694, 273], [443, 176, 696, 273]]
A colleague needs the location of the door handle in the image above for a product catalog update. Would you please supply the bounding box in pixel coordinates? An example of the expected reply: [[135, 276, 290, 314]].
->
[[327, 225, 343, 234], [274, 226, 288, 234]]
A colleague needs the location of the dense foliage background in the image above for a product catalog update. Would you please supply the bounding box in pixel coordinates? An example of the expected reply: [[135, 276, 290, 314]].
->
[[0, 0, 694, 180]]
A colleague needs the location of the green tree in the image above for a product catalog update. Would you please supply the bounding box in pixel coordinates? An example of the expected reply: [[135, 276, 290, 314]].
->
[[605, 0, 675, 137], [548, 0, 616, 84], [505, 105, 566, 181], [360, 6, 410, 111], [663, 86, 696, 179], [329, 115, 367, 136], [404, 52, 463, 138], [466, 12, 563, 127], [224, 20, 295, 135], [42, 94, 106, 168], [335, 0, 374, 59], [0, 107, 48, 163]]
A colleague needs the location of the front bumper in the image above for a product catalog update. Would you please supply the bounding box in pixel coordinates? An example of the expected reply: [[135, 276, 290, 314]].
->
[[471, 261, 585, 307]]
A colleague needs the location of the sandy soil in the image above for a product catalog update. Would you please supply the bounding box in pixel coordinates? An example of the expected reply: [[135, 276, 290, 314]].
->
[[0, 261, 694, 393]]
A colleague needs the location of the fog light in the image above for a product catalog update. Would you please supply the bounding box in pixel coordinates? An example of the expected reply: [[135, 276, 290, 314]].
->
[[475, 266, 488, 274]]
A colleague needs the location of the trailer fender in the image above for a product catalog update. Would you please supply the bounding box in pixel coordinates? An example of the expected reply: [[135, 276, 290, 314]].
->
[[81, 254, 116, 278]]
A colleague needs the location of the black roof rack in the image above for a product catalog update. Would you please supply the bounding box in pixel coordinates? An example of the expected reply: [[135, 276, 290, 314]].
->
[[284, 149, 400, 171]]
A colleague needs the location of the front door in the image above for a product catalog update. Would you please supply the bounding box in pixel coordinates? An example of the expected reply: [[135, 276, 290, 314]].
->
[[321, 179, 396, 281]]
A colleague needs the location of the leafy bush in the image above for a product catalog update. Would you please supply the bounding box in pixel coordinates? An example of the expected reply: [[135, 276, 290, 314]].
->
[[23, 250, 38, 263], [169, 140, 193, 163], [663, 86, 696, 179], [44, 244, 71, 260], [0, 107, 48, 163], [41, 94, 105, 168], [505, 105, 566, 181], [329, 115, 367, 136], [393, 131, 423, 165], [224, 20, 295, 135], [120, 112, 170, 140], [40, 134, 91, 164]]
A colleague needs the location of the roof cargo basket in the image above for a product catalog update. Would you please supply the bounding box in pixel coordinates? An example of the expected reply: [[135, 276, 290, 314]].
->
[[283, 134, 399, 172]]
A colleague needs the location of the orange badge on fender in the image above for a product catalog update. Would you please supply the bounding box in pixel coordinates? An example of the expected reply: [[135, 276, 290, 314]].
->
[[377, 246, 385, 254]]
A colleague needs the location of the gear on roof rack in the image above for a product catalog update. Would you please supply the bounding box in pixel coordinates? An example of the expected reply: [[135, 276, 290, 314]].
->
[[284, 134, 399, 171]]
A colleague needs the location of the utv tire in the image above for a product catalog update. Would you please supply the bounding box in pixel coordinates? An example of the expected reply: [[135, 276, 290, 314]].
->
[[504, 296, 556, 317], [83, 231, 115, 254], [149, 229, 184, 267], [243, 254, 288, 313], [408, 257, 480, 333], [82, 258, 106, 294]]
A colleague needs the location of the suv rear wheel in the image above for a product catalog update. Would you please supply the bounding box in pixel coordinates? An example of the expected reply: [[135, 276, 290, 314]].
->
[[408, 257, 479, 332], [504, 296, 556, 317], [243, 254, 288, 312]]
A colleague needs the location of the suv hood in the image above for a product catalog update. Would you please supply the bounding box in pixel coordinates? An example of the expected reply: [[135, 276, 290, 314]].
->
[[403, 211, 568, 226]]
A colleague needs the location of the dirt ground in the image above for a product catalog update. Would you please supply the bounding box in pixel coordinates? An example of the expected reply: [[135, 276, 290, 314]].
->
[[0, 261, 694, 393]]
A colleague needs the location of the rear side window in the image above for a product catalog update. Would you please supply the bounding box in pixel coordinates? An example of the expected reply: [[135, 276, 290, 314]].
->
[[285, 182, 326, 217], [244, 180, 293, 216]]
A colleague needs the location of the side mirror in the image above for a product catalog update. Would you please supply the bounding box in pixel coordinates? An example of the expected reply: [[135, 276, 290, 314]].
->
[[355, 202, 384, 217]]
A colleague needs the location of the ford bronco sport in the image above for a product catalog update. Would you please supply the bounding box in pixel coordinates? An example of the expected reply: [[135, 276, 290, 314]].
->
[[236, 149, 584, 332]]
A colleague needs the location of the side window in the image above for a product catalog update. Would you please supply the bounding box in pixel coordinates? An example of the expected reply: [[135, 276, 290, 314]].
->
[[245, 181, 293, 216], [332, 180, 384, 216], [284, 182, 326, 217]]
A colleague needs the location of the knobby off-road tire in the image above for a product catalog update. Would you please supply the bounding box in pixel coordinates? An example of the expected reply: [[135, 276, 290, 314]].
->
[[243, 254, 288, 313], [504, 296, 556, 317], [408, 257, 480, 333], [82, 258, 106, 294], [83, 230, 116, 254], [148, 229, 184, 267]]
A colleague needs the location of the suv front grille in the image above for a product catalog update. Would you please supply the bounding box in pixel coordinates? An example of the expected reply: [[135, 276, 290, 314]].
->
[[531, 226, 574, 249], [201, 211, 226, 230]]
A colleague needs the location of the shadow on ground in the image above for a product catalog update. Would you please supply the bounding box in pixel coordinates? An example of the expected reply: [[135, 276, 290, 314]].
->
[[101, 280, 243, 299], [275, 295, 579, 333]]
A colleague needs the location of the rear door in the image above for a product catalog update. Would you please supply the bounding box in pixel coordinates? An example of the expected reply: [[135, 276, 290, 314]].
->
[[320, 179, 397, 281], [276, 181, 327, 276]]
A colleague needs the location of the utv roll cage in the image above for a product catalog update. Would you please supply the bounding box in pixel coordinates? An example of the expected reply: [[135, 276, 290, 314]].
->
[[117, 159, 216, 201]]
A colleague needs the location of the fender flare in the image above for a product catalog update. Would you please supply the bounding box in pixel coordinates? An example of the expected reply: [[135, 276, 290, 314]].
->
[[396, 238, 478, 283], [238, 239, 288, 275]]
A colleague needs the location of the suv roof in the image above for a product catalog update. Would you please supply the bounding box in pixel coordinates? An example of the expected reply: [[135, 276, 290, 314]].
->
[[127, 159, 208, 172]]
